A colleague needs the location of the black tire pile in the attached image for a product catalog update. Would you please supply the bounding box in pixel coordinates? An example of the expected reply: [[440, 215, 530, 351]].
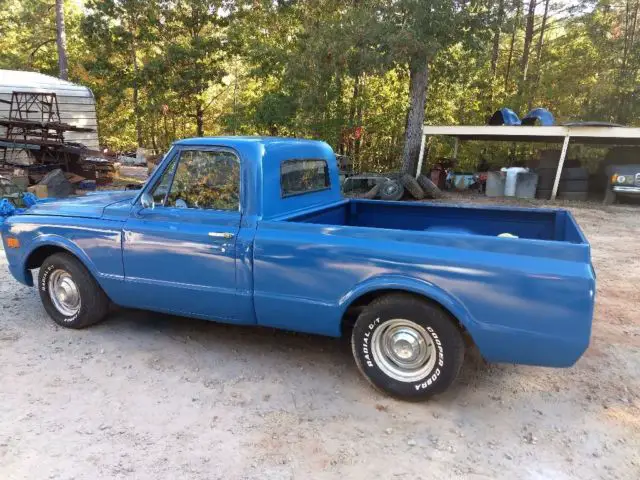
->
[[354, 173, 442, 201], [536, 167, 589, 201]]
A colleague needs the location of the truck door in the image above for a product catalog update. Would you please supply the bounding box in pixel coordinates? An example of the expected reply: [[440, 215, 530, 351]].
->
[[122, 147, 250, 323]]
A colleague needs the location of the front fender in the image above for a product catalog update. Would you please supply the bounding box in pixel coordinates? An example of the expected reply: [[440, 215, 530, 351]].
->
[[339, 274, 480, 334], [18, 234, 100, 287]]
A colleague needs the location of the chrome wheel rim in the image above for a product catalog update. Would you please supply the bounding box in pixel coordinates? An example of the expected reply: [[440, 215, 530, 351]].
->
[[371, 319, 436, 382], [383, 182, 400, 196], [48, 269, 81, 317]]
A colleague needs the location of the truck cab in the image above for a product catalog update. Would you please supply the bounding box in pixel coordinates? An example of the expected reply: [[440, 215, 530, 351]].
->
[[121, 137, 342, 322]]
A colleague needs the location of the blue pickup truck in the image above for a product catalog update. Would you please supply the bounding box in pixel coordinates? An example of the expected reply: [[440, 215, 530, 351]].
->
[[1, 137, 596, 400]]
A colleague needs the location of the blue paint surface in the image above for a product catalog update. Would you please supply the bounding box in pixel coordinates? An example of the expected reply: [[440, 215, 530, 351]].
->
[[1, 136, 596, 368]]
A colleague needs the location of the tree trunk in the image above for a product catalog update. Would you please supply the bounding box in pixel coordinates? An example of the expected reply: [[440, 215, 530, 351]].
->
[[530, 0, 550, 109], [401, 59, 429, 175], [347, 74, 360, 158], [630, 1, 640, 51], [491, 0, 505, 76], [163, 113, 169, 149], [196, 103, 204, 137], [131, 40, 143, 147], [518, 0, 537, 105], [354, 75, 365, 164], [55, 0, 69, 80], [504, 0, 521, 88], [617, 0, 640, 124], [150, 115, 158, 154], [622, 0, 632, 72]]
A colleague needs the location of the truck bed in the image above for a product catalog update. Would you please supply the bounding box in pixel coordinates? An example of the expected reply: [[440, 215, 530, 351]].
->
[[261, 198, 594, 368], [286, 199, 586, 244]]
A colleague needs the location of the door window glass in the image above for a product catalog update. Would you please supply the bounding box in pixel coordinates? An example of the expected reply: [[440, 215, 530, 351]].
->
[[166, 150, 240, 211]]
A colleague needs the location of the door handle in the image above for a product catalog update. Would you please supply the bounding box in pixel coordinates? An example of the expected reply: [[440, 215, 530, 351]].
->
[[208, 232, 235, 239]]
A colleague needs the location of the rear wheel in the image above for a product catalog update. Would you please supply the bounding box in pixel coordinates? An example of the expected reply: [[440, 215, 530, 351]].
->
[[351, 294, 464, 401], [38, 253, 110, 329]]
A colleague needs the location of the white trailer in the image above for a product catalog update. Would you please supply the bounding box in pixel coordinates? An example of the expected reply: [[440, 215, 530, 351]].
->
[[0, 69, 99, 165]]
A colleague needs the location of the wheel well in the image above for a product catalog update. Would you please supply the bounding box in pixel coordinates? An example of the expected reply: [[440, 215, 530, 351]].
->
[[25, 245, 71, 270], [340, 289, 469, 340]]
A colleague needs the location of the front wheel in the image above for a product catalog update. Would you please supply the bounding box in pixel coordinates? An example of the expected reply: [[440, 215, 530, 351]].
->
[[351, 294, 464, 401], [38, 252, 110, 329]]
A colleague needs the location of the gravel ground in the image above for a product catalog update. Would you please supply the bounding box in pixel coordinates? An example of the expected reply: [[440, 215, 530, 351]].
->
[[1, 198, 639, 480]]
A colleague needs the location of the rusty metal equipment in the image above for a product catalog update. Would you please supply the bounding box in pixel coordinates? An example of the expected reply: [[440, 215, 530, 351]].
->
[[0, 91, 113, 185]]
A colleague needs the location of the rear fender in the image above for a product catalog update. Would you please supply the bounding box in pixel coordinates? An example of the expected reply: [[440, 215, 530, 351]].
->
[[339, 274, 479, 334]]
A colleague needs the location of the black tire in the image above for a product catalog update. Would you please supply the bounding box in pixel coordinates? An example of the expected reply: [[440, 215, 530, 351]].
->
[[559, 179, 589, 192], [537, 167, 589, 189], [361, 184, 380, 199], [38, 252, 110, 329], [538, 155, 582, 169], [538, 178, 589, 191], [558, 191, 589, 201], [536, 188, 551, 200], [400, 174, 425, 200], [603, 188, 616, 205], [351, 294, 464, 401], [379, 180, 404, 201], [416, 174, 442, 198], [536, 189, 589, 201]]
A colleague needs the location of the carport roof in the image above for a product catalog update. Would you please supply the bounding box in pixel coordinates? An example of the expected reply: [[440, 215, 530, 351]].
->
[[421, 125, 640, 145]]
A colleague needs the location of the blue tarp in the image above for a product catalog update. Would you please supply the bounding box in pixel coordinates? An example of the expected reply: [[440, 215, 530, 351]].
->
[[0, 192, 39, 222]]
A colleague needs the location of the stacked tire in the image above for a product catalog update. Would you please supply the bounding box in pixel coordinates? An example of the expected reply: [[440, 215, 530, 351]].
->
[[353, 174, 443, 201], [536, 167, 589, 201]]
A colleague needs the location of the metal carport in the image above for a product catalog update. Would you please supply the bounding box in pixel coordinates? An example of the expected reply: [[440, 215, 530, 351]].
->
[[416, 125, 640, 200]]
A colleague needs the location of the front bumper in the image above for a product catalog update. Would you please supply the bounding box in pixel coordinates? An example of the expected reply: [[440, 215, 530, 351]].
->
[[613, 185, 640, 194]]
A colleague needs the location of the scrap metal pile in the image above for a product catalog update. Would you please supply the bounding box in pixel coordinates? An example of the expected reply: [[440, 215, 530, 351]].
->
[[0, 91, 115, 193]]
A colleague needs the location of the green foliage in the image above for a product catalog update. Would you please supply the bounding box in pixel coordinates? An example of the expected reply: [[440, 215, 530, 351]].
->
[[0, 0, 83, 75], [0, 0, 639, 172]]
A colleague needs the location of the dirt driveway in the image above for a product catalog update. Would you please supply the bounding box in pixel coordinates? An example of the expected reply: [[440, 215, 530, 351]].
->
[[1, 200, 639, 480]]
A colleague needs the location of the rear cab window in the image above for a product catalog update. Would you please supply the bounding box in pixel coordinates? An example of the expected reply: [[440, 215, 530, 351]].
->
[[281, 159, 330, 197]]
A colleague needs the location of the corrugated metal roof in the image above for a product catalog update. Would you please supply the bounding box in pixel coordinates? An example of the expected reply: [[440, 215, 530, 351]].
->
[[0, 69, 93, 97]]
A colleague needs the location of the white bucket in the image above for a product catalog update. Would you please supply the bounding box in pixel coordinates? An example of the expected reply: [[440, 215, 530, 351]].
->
[[503, 167, 528, 197]]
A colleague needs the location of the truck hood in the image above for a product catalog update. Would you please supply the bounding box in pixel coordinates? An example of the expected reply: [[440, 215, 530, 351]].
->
[[24, 190, 137, 219]]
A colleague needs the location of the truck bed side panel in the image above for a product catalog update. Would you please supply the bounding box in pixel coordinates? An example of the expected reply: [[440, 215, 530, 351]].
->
[[253, 220, 595, 368], [290, 200, 588, 244]]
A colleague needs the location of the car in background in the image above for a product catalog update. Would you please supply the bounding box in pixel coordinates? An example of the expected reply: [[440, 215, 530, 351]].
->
[[604, 165, 640, 204], [601, 147, 640, 204]]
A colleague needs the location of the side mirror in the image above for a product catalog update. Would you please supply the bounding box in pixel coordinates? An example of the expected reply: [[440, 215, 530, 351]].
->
[[140, 192, 154, 209]]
